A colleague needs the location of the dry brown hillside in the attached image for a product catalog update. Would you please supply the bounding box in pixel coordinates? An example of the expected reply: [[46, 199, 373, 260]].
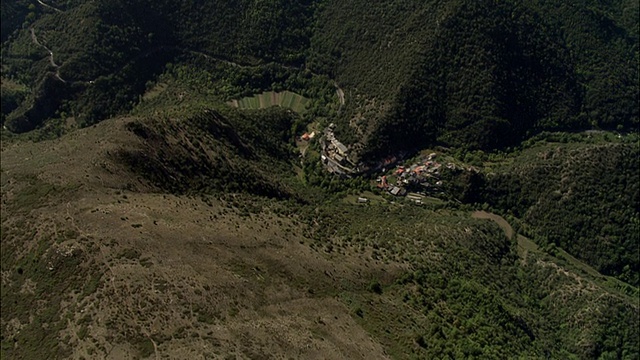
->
[[1, 117, 398, 359]]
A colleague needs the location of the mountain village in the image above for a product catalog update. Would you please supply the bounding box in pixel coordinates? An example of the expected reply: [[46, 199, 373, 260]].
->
[[304, 123, 476, 203]]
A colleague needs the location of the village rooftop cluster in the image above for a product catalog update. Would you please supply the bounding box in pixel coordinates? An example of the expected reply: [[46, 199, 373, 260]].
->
[[319, 123, 358, 176], [307, 124, 477, 203], [375, 152, 457, 202]]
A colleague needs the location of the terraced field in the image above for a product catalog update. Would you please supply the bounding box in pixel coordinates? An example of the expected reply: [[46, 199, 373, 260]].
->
[[228, 91, 310, 113]]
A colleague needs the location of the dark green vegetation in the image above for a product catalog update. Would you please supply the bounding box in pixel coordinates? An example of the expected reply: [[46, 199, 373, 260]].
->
[[1, 0, 638, 359], [0, 0, 33, 42], [305, 0, 638, 159], [307, 203, 638, 359], [2, 0, 637, 147], [1, 0, 318, 131], [479, 134, 640, 286], [356, 0, 638, 158]]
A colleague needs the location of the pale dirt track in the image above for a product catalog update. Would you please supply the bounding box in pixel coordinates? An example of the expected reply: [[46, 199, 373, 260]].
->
[[471, 210, 513, 239]]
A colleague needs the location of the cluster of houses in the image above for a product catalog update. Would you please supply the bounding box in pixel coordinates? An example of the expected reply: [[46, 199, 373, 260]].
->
[[320, 123, 357, 176], [377, 152, 455, 199], [310, 124, 476, 204]]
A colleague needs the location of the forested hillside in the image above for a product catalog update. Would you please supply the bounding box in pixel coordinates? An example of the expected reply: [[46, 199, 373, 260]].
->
[[1, 0, 315, 131], [2, 0, 637, 152], [304, 203, 638, 359], [3, 107, 637, 359], [355, 0, 638, 159], [480, 136, 640, 286]]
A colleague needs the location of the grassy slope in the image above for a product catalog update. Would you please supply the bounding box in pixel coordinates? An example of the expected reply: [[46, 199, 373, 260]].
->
[[0, 118, 394, 359]]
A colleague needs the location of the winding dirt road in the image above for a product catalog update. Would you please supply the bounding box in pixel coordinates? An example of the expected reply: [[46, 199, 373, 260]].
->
[[471, 211, 513, 238], [29, 27, 67, 83], [36, 0, 63, 13], [335, 85, 345, 106], [471, 211, 540, 257]]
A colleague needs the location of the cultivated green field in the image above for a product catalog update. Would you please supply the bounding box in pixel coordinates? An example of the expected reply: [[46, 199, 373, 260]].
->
[[229, 91, 310, 114]]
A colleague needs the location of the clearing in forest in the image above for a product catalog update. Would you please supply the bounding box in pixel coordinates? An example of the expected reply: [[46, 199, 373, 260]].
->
[[228, 91, 310, 113]]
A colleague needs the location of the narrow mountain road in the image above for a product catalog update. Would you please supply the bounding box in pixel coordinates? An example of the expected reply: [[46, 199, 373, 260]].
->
[[27, 2, 342, 100], [471, 211, 513, 238], [37, 0, 63, 13], [29, 27, 67, 83], [471, 211, 540, 257], [335, 85, 345, 106], [182, 48, 306, 73], [32, 0, 345, 110]]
